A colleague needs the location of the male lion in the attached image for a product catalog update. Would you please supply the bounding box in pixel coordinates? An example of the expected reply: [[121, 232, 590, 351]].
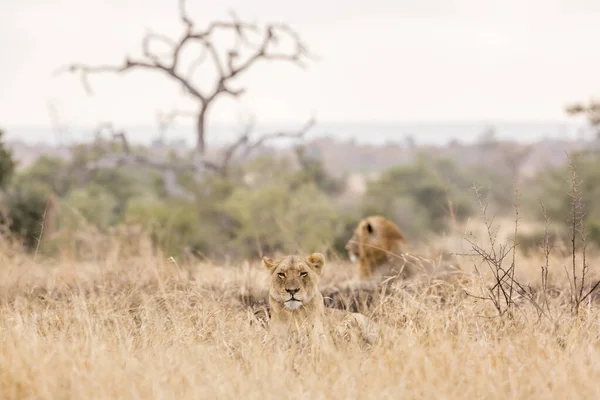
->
[[345, 215, 419, 282], [263, 252, 378, 346]]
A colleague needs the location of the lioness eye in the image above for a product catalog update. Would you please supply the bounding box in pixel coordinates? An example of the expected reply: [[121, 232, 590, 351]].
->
[[277, 273, 285, 279], [300, 272, 308, 278]]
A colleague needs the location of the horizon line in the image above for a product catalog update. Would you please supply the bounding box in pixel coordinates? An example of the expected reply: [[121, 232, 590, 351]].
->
[[2, 118, 581, 129]]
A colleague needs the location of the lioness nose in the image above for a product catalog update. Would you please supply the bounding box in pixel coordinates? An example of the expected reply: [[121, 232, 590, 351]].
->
[[286, 288, 299, 295]]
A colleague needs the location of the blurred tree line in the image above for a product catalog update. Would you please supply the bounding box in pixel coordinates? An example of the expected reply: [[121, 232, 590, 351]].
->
[[3, 125, 600, 262], [0, 125, 534, 261]]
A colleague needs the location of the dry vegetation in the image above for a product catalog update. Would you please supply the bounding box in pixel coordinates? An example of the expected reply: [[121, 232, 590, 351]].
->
[[4, 0, 600, 396], [1, 215, 600, 400]]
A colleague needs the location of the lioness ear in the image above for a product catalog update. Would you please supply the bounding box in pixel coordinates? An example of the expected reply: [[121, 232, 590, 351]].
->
[[306, 252, 325, 275], [263, 256, 277, 273]]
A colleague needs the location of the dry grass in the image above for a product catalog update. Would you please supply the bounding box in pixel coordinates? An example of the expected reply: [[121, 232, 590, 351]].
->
[[1, 233, 600, 400]]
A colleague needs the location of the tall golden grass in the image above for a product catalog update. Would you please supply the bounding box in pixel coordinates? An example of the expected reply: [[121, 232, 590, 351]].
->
[[1, 219, 600, 400]]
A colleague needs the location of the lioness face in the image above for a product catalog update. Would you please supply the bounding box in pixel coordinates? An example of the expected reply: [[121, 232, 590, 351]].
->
[[345, 219, 375, 263], [263, 253, 325, 310]]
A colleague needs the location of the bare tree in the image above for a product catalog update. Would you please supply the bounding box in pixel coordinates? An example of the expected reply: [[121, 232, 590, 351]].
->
[[56, 0, 314, 161]]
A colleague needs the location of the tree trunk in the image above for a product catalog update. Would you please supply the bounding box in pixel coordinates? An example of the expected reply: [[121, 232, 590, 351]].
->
[[192, 103, 213, 180], [196, 104, 208, 155]]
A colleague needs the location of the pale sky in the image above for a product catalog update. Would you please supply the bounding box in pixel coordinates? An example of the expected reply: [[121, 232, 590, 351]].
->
[[1, 0, 600, 131]]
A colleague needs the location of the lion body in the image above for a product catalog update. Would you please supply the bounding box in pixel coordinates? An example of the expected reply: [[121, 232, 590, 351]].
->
[[345, 215, 418, 282], [263, 253, 378, 346]]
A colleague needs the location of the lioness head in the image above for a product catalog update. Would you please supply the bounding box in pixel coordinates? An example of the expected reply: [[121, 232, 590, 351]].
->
[[345, 215, 405, 264], [263, 253, 325, 310]]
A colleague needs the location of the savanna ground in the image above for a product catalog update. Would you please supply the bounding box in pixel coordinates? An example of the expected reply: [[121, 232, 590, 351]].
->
[[1, 216, 600, 400]]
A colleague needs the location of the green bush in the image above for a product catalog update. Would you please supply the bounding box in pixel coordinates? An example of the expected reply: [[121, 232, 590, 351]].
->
[[0, 129, 15, 189], [1, 179, 53, 249], [362, 155, 475, 239], [21, 156, 72, 196], [124, 195, 233, 259], [0, 129, 49, 249], [530, 152, 600, 248], [121, 153, 343, 260], [293, 145, 345, 195], [65, 184, 119, 230], [221, 181, 338, 258]]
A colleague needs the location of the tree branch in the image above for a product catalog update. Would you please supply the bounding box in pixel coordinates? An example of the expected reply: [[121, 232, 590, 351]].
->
[[88, 124, 221, 174], [94, 122, 131, 153], [242, 116, 316, 157], [55, 0, 313, 155], [216, 115, 315, 175], [221, 118, 254, 170]]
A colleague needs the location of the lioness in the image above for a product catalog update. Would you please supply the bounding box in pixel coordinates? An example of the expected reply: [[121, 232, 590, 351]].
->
[[345, 215, 420, 282], [263, 252, 378, 346]]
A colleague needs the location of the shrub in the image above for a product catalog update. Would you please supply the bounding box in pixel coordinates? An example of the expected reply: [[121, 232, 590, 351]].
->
[[362, 155, 475, 239], [0, 128, 15, 189], [1, 179, 53, 250], [221, 181, 338, 258]]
